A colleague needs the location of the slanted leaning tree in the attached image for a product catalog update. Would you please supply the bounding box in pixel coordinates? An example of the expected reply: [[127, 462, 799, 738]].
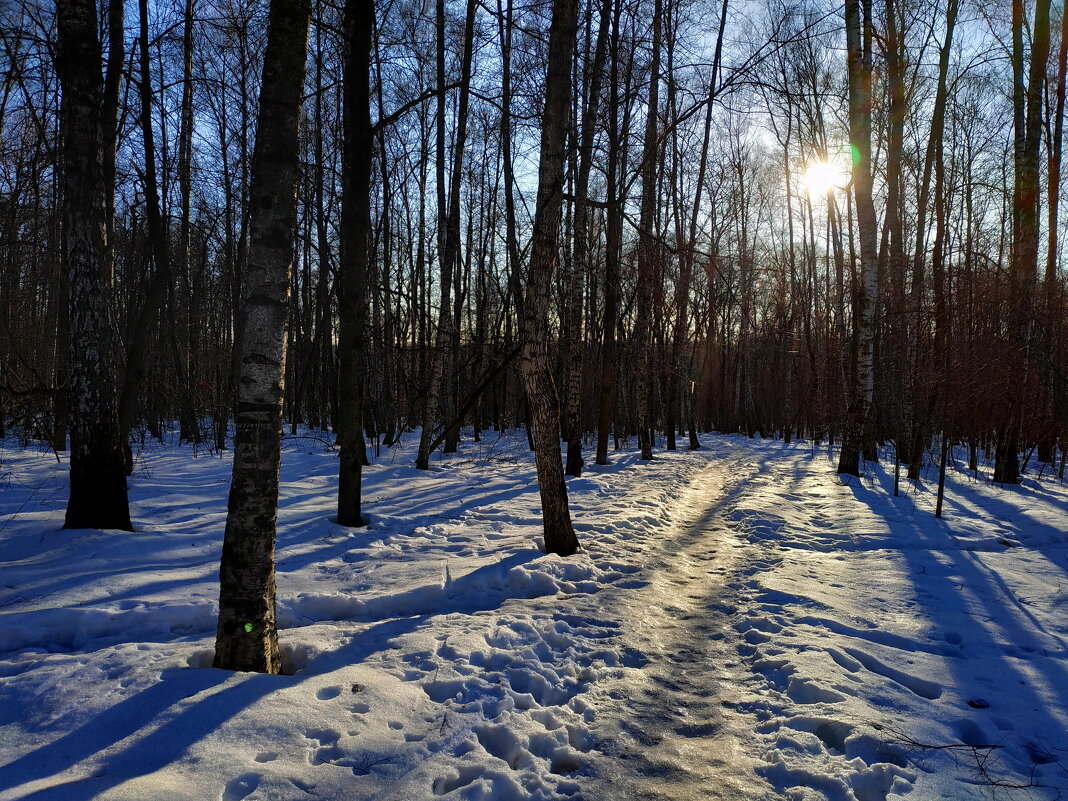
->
[[214, 0, 311, 673], [55, 0, 133, 531], [518, 0, 581, 556]]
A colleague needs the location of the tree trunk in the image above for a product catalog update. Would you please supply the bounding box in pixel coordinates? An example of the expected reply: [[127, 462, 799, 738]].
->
[[995, 0, 1052, 483], [518, 0, 580, 557], [906, 0, 958, 480], [1046, 0, 1067, 286], [415, 0, 456, 470], [836, 0, 878, 477], [102, 0, 123, 286], [336, 0, 374, 527], [563, 0, 612, 477], [55, 0, 133, 531], [116, 0, 190, 473], [595, 1, 624, 466], [175, 0, 202, 444], [633, 0, 662, 461], [441, 0, 478, 454], [214, 0, 311, 674]]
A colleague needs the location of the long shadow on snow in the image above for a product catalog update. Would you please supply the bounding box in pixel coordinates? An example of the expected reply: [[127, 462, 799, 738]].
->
[[846, 468, 1068, 785], [274, 479, 546, 575], [0, 550, 550, 799], [867, 460, 1068, 645], [0, 667, 293, 801]]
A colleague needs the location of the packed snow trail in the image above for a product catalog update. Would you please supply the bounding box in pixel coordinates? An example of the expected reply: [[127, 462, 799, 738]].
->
[[578, 450, 775, 800], [579, 440, 1068, 801]]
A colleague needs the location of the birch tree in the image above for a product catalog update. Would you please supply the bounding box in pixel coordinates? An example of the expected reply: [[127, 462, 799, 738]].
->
[[836, 0, 878, 477], [214, 0, 311, 673], [518, 0, 581, 556]]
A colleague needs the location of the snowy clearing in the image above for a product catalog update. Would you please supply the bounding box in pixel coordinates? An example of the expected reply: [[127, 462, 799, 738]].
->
[[1, 432, 1066, 800]]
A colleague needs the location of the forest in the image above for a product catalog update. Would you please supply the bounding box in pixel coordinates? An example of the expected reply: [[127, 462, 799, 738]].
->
[[3, 0, 1067, 657], [1, 0, 1068, 795]]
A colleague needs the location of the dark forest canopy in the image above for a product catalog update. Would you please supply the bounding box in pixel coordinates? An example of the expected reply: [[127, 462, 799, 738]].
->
[[1, 0, 1066, 531]]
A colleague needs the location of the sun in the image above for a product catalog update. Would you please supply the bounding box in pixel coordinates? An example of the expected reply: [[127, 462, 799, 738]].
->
[[802, 160, 848, 197]]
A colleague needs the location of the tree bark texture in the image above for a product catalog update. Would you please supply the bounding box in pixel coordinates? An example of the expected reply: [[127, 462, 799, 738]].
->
[[214, 0, 311, 673], [836, 0, 878, 477], [55, 0, 133, 531], [518, 0, 580, 556], [336, 0, 374, 527]]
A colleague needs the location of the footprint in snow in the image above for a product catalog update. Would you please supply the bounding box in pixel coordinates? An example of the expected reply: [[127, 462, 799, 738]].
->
[[221, 773, 260, 801]]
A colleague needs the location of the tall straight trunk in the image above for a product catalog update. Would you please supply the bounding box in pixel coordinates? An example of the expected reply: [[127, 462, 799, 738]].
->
[[519, 0, 580, 556], [213, 65, 236, 449], [416, 0, 455, 469], [175, 0, 202, 444], [214, 0, 311, 674], [442, 0, 477, 453], [595, 1, 623, 466], [836, 0, 878, 476], [102, 0, 123, 286], [117, 0, 187, 472], [374, 32, 397, 446], [496, 0, 523, 323], [336, 0, 374, 527], [1046, 2, 1068, 285], [1037, 0, 1068, 462], [55, 0, 132, 531], [882, 0, 907, 454], [312, 14, 334, 434], [667, 0, 726, 452], [996, 0, 1052, 483], [51, 165, 69, 452], [930, 118, 949, 399], [563, 0, 612, 476], [906, 0, 958, 479], [633, 0, 662, 461]]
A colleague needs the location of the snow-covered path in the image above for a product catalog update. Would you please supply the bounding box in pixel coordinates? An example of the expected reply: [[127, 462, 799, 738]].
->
[[2, 433, 1067, 800], [582, 450, 772, 801]]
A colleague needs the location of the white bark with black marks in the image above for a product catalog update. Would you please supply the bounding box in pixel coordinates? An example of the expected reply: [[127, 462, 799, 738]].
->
[[214, 0, 311, 674]]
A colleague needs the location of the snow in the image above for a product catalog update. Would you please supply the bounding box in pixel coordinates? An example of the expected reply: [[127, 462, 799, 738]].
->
[[1, 431, 1066, 800]]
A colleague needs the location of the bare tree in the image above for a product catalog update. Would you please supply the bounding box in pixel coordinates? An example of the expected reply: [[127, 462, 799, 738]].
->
[[214, 0, 311, 674], [837, 0, 878, 477], [55, 0, 133, 531], [518, 0, 581, 556], [336, 0, 374, 527]]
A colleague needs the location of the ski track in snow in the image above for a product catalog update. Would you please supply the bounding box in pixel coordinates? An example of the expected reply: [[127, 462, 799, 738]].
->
[[0, 433, 1067, 800]]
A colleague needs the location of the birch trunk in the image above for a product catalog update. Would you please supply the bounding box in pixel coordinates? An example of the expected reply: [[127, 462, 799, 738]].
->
[[836, 0, 878, 477], [519, 0, 580, 556], [214, 0, 310, 673]]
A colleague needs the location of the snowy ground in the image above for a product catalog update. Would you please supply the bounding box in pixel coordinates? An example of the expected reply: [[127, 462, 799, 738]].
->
[[1, 430, 1066, 800]]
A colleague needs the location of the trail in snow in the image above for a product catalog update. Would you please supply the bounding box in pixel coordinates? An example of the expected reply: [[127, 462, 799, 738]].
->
[[582, 450, 773, 801]]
